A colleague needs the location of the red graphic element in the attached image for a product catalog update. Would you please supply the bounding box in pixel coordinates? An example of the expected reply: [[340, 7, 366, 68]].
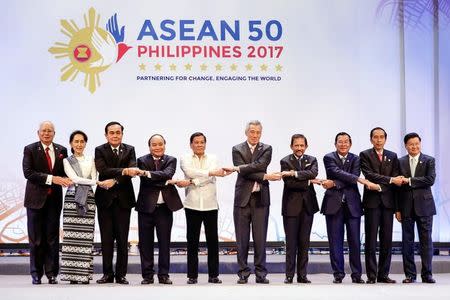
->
[[117, 43, 132, 62], [73, 45, 91, 62]]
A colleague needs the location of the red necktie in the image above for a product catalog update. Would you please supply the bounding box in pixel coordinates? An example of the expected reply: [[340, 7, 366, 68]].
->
[[45, 147, 53, 173], [154, 159, 160, 171], [45, 147, 53, 195]]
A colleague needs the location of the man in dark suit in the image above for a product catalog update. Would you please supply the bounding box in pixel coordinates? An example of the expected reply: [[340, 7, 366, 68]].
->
[[136, 134, 183, 285], [360, 127, 402, 284], [396, 132, 436, 284], [22, 121, 72, 285], [280, 134, 320, 284], [320, 132, 375, 284], [95, 121, 140, 285], [227, 120, 281, 284]]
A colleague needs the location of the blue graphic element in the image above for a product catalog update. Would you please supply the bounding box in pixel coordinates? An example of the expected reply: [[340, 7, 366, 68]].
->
[[107, 13, 125, 43]]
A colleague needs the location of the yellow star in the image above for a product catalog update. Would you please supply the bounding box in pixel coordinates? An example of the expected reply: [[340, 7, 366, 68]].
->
[[215, 64, 222, 71], [245, 63, 253, 71], [169, 64, 177, 71], [155, 63, 162, 71], [185, 63, 192, 71], [200, 63, 208, 71], [230, 63, 238, 71], [275, 64, 283, 72], [139, 63, 146, 71], [260, 64, 268, 71]]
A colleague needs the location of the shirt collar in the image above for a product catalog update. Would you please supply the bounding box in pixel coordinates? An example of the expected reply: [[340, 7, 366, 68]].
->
[[41, 142, 54, 151], [409, 153, 420, 160]]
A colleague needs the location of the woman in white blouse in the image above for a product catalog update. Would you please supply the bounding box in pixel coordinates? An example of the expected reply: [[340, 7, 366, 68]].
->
[[60, 130, 111, 284]]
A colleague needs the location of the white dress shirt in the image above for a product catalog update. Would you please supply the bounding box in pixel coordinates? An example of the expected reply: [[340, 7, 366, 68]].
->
[[43, 142, 55, 185], [63, 155, 97, 192], [180, 152, 219, 211]]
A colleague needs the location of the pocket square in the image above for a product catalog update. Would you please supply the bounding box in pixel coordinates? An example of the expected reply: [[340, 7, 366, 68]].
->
[[305, 163, 311, 167]]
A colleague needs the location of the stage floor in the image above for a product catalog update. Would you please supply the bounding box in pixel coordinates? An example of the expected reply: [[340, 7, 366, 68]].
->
[[1, 273, 450, 300]]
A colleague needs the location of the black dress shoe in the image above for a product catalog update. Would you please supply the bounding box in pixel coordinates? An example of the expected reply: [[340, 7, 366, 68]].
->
[[208, 277, 222, 284], [366, 278, 376, 284], [82, 281, 89, 285], [141, 277, 154, 284], [70, 281, 78, 284], [402, 277, 416, 283], [422, 276, 436, 284], [237, 276, 248, 284], [297, 276, 311, 283], [352, 277, 365, 284], [284, 276, 293, 284], [48, 276, 58, 284], [333, 277, 343, 284], [158, 277, 173, 284], [115, 276, 129, 284], [187, 278, 198, 284], [96, 275, 114, 284], [377, 277, 396, 283], [256, 277, 269, 284], [32, 276, 41, 285]]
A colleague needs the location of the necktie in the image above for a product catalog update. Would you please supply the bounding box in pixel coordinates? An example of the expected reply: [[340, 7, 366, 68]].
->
[[341, 156, 346, 165], [378, 152, 383, 162], [250, 146, 255, 154], [45, 147, 53, 173], [113, 148, 118, 156], [154, 159, 160, 171], [410, 157, 417, 177], [299, 157, 303, 170]]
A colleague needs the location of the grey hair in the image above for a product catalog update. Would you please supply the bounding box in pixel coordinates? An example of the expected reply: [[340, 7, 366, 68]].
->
[[38, 121, 55, 131], [245, 120, 262, 133]]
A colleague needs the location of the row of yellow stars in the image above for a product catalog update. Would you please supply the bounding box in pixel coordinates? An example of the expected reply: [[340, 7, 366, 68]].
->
[[138, 63, 283, 72]]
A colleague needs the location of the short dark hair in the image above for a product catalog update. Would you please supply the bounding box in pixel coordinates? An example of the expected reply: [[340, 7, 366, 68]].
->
[[370, 127, 387, 139], [148, 134, 166, 146], [190, 132, 207, 144], [404, 132, 421, 145], [334, 132, 352, 144], [69, 130, 88, 154], [104, 121, 124, 134], [290, 134, 308, 147]]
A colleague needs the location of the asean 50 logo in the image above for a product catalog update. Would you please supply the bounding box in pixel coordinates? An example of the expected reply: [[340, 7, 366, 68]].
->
[[49, 7, 131, 93]]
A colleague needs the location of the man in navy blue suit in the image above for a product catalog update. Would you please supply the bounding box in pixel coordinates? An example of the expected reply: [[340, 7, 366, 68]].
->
[[320, 132, 377, 284], [396, 132, 436, 284]]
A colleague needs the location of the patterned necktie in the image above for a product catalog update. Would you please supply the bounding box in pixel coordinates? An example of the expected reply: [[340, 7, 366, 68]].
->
[[45, 147, 53, 173], [341, 156, 346, 165], [154, 159, 160, 171], [113, 148, 118, 156]]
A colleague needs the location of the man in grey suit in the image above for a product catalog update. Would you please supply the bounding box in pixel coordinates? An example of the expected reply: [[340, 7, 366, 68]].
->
[[226, 120, 281, 284]]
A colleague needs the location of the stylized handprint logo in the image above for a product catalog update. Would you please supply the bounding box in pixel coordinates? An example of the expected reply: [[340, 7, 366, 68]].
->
[[49, 8, 132, 93]]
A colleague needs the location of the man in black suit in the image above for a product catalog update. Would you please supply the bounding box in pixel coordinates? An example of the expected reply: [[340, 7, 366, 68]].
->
[[320, 132, 376, 284], [280, 134, 320, 284], [22, 121, 72, 285], [136, 134, 183, 285], [360, 127, 402, 284], [95, 121, 140, 285], [227, 120, 281, 284], [396, 132, 436, 284]]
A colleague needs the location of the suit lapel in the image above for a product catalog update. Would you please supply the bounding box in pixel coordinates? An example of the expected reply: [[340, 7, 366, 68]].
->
[[402, 156, 411, 177], [242, 142, 252, 163], [414, 153, 424, 176]]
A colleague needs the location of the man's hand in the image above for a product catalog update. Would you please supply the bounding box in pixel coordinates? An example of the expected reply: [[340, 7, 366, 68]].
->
[[401, 177, 410, 185], [264, 172, 282, 181], [222, 167, 237, 173], [122, 167, 142, 177], [310, 178, 323, 185], [175, 179, 191, 188], [395, 212, 402, 222], [391, 176, 404, 186], [366, 182, 381, 191], [98, 179, 116, 190], [209, 169, 227, 177], [321, 179, 335, 189], [281, 170, 296, 177], [52, 176, 72, 187]]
